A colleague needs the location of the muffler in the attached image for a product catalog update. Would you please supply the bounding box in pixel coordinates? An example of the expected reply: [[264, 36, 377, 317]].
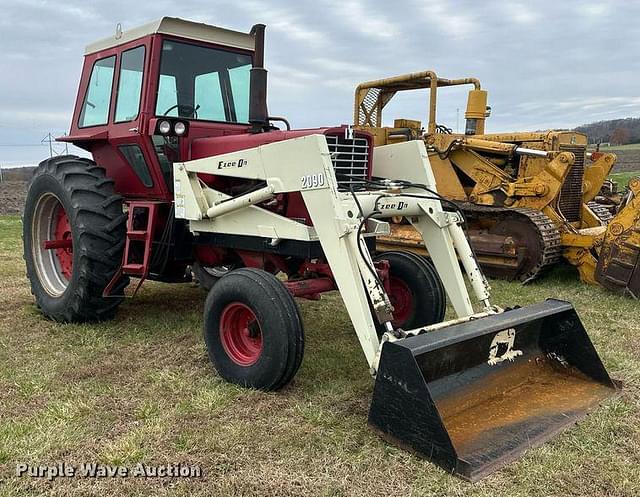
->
[[369, 299, 617, 481]]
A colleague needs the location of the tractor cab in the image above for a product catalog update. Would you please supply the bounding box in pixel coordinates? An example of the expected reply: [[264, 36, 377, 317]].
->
[[55, 18, 371, 290], [60, 18, 261, 200]]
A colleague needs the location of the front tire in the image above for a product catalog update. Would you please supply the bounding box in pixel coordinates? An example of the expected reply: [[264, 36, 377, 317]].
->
[[374, 251, 446, 332], [23, 155, 128, 322], [204, 268, 304, 391]]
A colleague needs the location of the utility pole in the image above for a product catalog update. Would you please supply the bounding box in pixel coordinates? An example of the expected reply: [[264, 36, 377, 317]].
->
[[40, 132, 68, 157], [41, 133, 54, 158], [0, 164, 3, 183]]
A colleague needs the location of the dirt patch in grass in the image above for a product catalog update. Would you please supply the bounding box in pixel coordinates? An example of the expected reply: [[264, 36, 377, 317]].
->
[[1, 216, 640, 496], [608, 148, 640, 174], [0, 181, 27, 216]]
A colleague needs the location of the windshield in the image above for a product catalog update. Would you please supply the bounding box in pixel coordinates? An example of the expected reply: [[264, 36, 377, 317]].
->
[[156, 40, 252, 123]]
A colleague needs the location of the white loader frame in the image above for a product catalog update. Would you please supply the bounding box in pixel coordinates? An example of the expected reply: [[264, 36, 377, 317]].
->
[[174, 134, 497, 373]]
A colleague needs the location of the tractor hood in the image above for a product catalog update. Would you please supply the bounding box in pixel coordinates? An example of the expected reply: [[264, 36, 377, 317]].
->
[[190, 126, 354, 161]]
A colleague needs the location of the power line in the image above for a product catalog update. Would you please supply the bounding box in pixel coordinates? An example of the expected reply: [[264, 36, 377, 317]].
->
[[40, 132, 69, 158], [0, 143, 52, 147], [41, 133, 54, 157]]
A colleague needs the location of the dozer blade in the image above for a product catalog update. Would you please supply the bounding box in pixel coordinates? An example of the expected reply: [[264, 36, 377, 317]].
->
[[369, 299, 617, 481], [595, 178, 640, 298], [595, 229, 640, 298]]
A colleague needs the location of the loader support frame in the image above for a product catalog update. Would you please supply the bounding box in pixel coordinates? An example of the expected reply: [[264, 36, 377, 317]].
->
[[174, 136, 493, 370]]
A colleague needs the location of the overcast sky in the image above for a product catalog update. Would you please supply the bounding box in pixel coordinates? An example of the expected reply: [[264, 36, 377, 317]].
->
[[1, 0, 639, 165]]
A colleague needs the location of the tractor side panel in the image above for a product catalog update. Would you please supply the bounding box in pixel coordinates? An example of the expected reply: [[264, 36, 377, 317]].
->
[[89, 142, 171, 200]]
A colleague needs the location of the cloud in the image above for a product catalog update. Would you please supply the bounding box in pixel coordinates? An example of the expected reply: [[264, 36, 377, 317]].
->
[[324, 0, 400, 40], [0, 0, 639, 146], [504, 3, 540, 24], [414, 0, 477, 41], [233, 1, 326, 47], [582, 4, 611, 17]]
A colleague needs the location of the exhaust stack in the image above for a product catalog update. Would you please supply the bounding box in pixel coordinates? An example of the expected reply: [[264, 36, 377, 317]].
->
[[249, 24, 269, 132]]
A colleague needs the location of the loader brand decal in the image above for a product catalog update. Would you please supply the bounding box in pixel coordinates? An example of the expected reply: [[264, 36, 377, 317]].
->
[[301, 173, 326, 190], [487, 328, 523, 365], [380, 371, 414, 394], [218, 158, 247, 169], [378, 201, 409, 211]]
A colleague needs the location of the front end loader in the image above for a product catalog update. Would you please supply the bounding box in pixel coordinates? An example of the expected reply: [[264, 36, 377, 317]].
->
[[22, 18, 617, 481], [175, 134, 616, 481], [353, 71, 640, 297]]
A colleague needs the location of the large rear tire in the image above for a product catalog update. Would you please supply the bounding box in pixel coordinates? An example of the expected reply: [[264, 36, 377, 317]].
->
[[203, 268, 304, 391], [374, 251, 446, 332], [23, 155, 128, 322]]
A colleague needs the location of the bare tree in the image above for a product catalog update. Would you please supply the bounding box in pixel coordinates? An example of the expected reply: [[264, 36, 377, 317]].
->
[[610, 127, 630, 146]]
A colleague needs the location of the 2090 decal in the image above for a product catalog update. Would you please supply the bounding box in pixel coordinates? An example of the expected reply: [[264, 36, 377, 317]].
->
[[301, 173, 326, 190]]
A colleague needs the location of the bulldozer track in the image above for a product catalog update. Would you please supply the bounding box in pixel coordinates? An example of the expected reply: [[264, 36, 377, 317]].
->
[[587, 201, 614, 224], [457, 203, 562, 283]]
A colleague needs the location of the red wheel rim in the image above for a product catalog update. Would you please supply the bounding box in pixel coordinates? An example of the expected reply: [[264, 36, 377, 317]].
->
[[389, 276, 414, 327], [52, 206, 73, 280], [220, 302, 263, 366]]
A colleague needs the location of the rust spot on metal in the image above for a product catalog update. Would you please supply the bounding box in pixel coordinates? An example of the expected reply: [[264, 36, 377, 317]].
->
[[434, 356, 613, 453]]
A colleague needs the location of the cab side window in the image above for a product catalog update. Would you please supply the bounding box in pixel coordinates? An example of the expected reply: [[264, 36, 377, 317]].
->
[[194, 72, 225, 121], [228, 64, 251, 123], [79, 56, 116, 127], [115, 46, 145, 123], [157, 75, 178, 116]]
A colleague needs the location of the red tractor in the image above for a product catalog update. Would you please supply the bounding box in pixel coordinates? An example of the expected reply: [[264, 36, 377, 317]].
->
[[23, 18, 616, 480]]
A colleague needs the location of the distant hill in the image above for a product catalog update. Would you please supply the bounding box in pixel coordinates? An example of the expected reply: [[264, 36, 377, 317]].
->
[[574, 117, 640, 145]]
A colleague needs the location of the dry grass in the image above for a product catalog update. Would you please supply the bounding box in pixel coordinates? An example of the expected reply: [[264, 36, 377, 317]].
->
[[1, 214, 640, 496]]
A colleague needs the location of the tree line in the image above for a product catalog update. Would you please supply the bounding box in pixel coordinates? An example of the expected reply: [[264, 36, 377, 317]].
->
[[574, 117, 640, 145]]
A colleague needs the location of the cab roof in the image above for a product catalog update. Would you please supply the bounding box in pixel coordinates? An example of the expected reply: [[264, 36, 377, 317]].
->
[[85, 17, 256, 55]]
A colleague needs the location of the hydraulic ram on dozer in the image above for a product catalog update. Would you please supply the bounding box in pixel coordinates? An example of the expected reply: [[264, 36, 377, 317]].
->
[[174, 135, 617, 481]]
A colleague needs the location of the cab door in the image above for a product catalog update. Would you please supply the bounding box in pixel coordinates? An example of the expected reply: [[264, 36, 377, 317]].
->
[[104, 40, 171, 200]]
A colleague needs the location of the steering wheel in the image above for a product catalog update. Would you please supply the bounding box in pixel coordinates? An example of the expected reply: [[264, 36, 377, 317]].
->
[[163, 104, 199, 119]]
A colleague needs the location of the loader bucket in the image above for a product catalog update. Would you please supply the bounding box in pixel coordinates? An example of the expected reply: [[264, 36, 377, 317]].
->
[[368, 299, 617, 481]]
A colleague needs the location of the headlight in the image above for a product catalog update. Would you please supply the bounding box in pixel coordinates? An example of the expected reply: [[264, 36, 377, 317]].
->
[[174, 121, 186, 136], [158, 120, 171, 134]]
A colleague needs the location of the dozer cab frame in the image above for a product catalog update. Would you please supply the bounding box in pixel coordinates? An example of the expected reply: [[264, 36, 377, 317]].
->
[[353, 71, 640, 297], [22, 18, 617, 482]]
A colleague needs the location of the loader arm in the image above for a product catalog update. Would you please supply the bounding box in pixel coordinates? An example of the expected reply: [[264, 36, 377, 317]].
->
[[173, 133, 617, 481], [174, 135, 493, 369]]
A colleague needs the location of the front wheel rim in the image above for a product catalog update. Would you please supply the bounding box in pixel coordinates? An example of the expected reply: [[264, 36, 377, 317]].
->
[[220, 302, 263, 366], [31, 193, 73, 297], [389, 276, 414, 327]]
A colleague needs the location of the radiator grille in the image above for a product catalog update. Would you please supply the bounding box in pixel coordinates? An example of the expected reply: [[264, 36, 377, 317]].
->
[[326, 134, 370, 191], [558, 145, 585, 222]]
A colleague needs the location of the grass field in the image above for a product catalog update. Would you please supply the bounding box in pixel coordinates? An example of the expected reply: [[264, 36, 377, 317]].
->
[[596, 143, 640, 152], [1, 215, 640, 496], [609, 170, 640, 188]]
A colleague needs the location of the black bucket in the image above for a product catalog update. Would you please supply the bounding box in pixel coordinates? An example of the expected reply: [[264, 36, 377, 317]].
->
[[368, 299, 617, 482]]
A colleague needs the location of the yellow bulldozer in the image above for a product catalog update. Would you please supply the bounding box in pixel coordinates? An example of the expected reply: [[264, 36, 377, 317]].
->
[[353, 71, 640, 297]]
